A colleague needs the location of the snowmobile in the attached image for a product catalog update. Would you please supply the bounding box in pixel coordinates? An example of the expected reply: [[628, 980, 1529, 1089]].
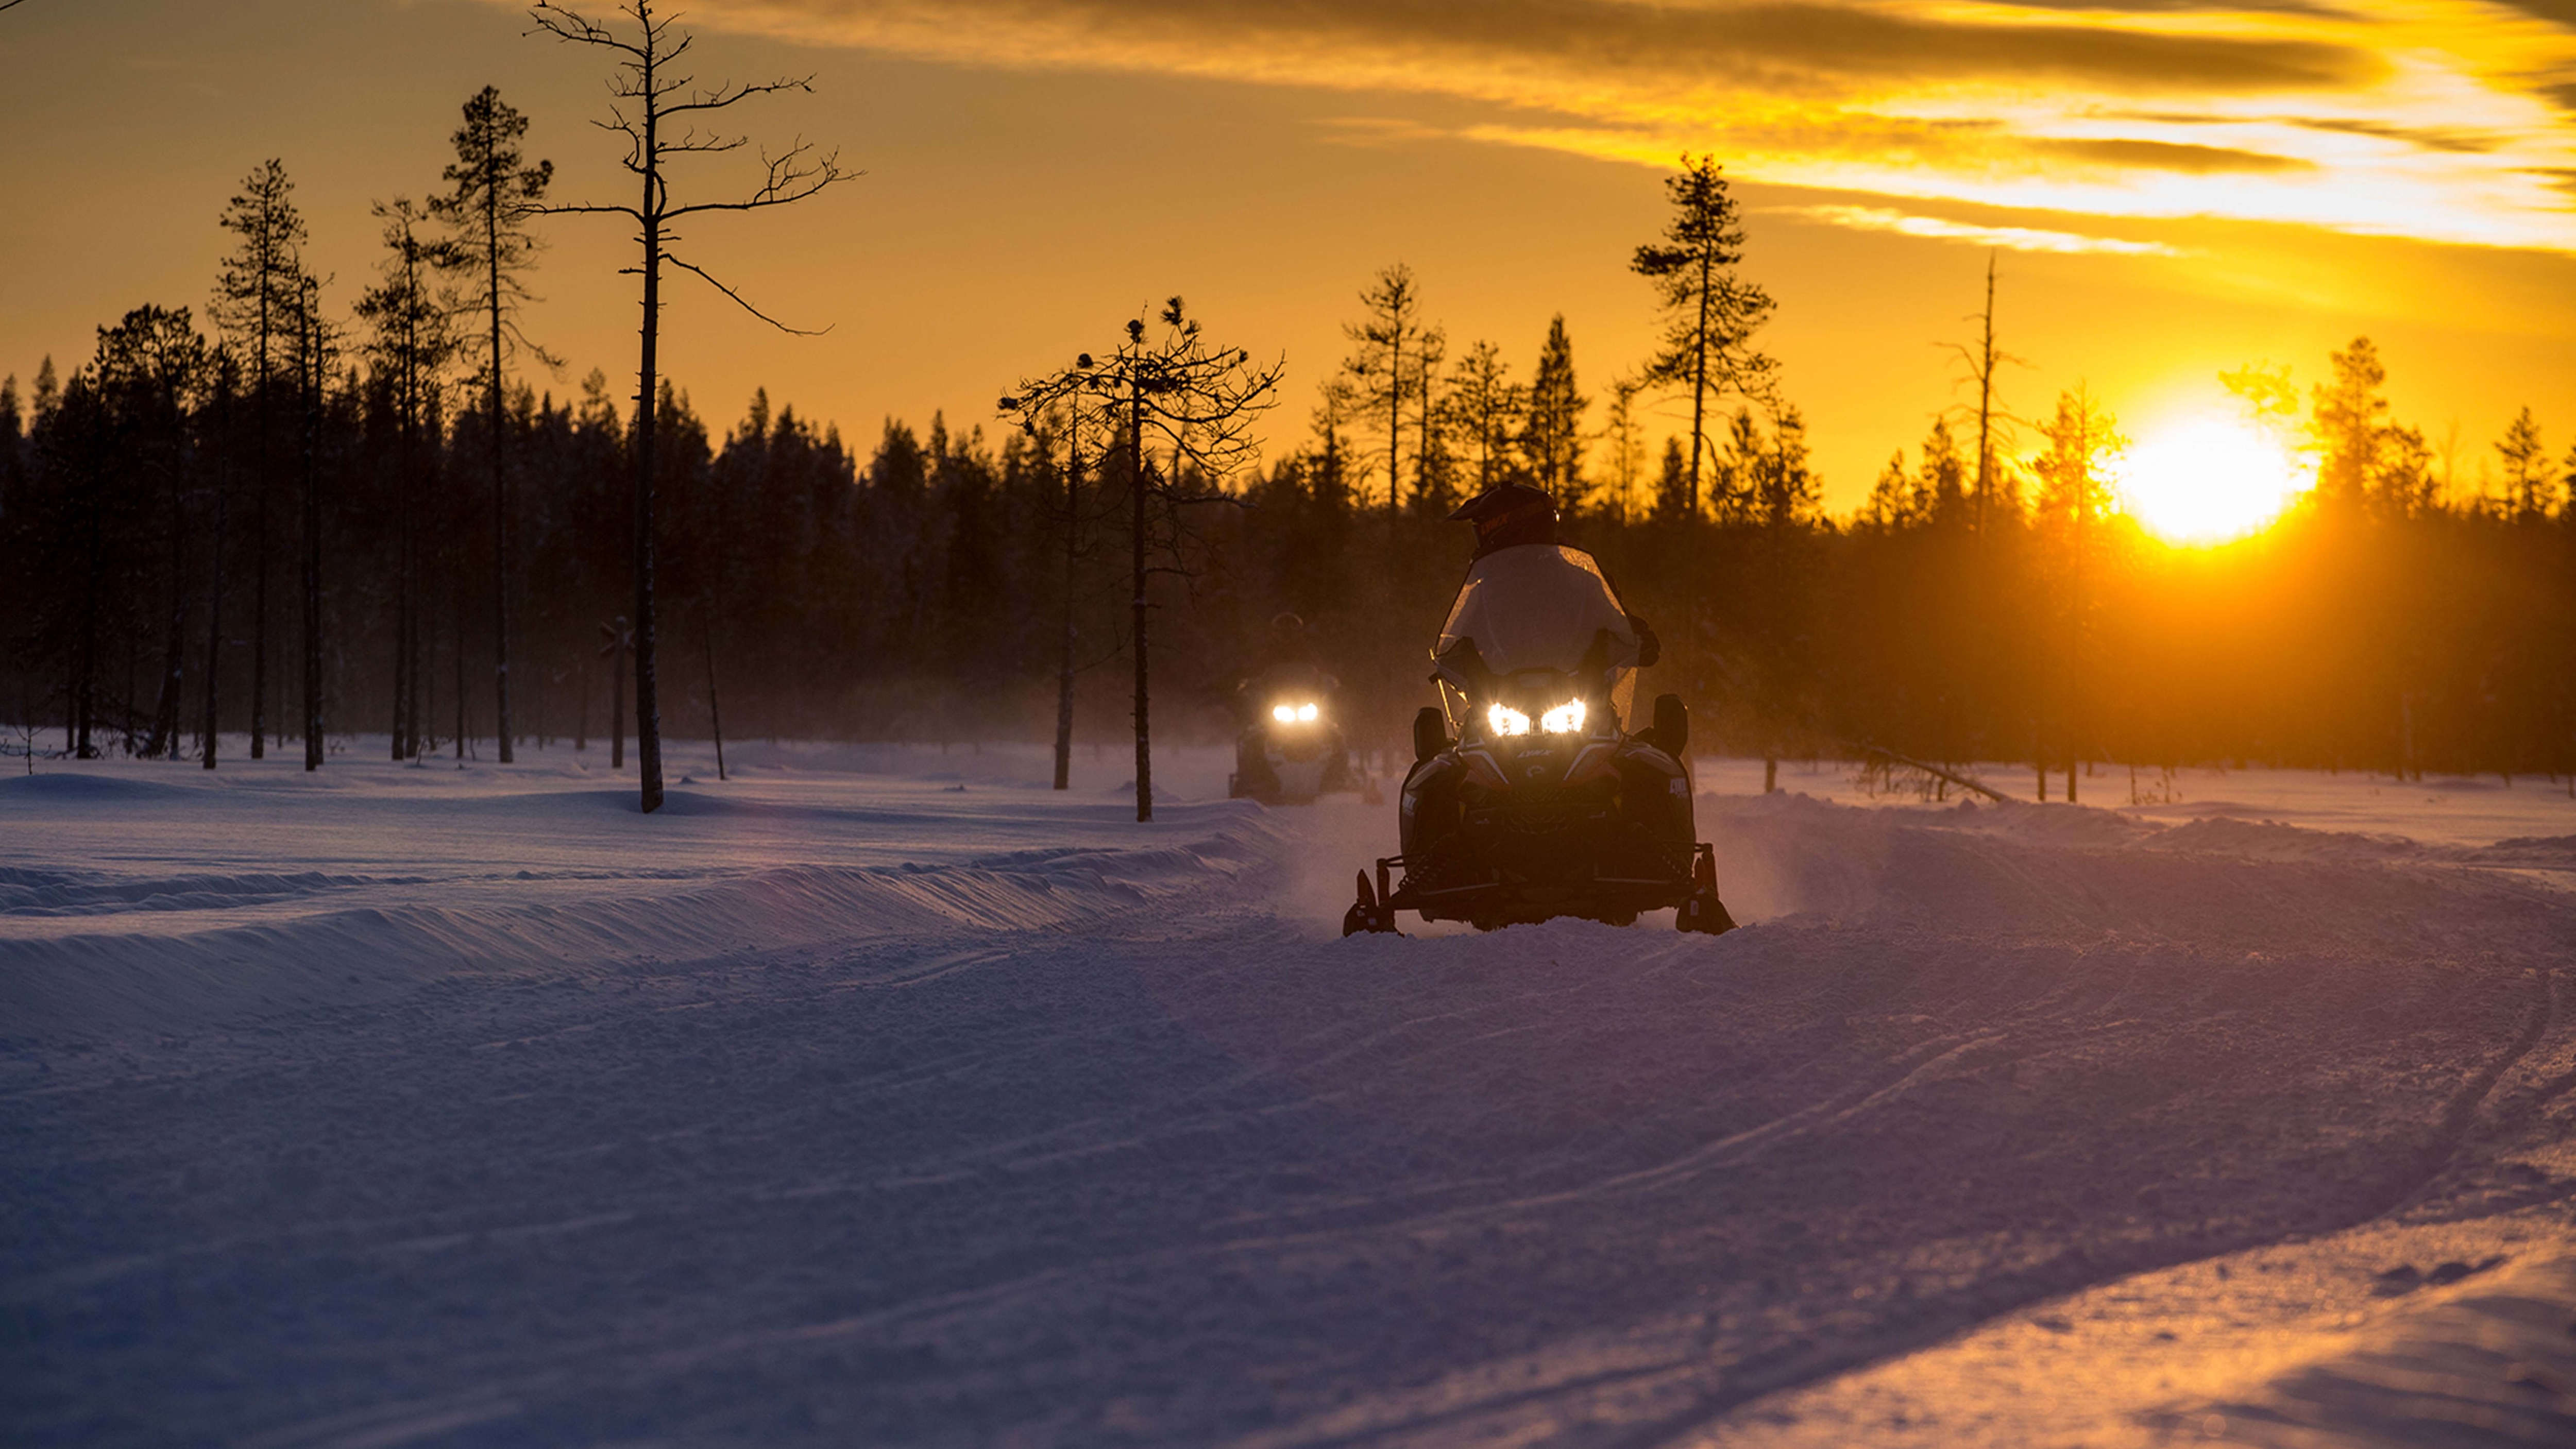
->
[[1228, 662, 1359, 805], [1343, 541, 1736, 936]]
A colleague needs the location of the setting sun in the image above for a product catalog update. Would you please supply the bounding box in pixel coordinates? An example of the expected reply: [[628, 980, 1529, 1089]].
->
[[2116, 413, 2309, 545]]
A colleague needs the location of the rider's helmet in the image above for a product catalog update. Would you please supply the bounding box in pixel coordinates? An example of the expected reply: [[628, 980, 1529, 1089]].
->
[[1448, 482, 1558, 556], [1269, 611, 1305, 640]]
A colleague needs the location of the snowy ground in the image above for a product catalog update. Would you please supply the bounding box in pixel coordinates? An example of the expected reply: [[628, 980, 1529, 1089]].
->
[[5, 741, 2574, 1447]]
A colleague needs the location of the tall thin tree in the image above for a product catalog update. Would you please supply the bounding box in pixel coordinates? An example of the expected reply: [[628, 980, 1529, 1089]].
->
[[357, 198, 461, 762], [211, 159, 307, 761], [1631, 154, 1775, 514], [200, 351, 234, 768], [531, 0, 851, 813], [1522, 314, 1587, 498], [294, 275, 333, 771], [1005, 301, 1280, 822], [432, 86, 554, 766], [1341, 264, 1432, 518]]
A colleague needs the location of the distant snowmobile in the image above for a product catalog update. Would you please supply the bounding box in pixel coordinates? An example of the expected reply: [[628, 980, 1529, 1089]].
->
[[1228, 661, 1358, 805], [1344, 484, 1736, 936]]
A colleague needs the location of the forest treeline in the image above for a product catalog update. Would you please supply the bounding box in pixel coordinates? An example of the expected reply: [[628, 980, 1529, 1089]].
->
[[4, 100, 2574, 792]]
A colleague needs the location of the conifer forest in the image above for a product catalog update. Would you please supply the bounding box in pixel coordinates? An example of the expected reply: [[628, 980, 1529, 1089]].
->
[[5, 124, 2572, 800]]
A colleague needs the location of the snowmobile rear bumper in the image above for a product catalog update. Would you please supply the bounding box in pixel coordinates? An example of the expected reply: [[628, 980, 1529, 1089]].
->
[[1342, 844, 1736, 936]]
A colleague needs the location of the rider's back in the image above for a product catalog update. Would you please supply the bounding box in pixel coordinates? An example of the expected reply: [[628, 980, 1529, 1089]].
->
[[1438, 543, 1638, 676]]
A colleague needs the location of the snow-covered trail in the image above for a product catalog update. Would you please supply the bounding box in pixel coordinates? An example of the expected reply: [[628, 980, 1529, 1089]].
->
[[5, 747, 2573, 1447]]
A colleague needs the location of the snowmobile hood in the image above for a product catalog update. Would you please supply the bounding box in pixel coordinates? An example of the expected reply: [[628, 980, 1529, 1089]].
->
[[1436, 545, 1637, 679]]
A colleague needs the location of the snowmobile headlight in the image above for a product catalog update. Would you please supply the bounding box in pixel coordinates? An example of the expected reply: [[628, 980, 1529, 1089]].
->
[[1297, 702, 1318, 722], [1486, 704, 1531, 737], [1540, 700, 1587, 735], [1270, 704, 1297, 723]]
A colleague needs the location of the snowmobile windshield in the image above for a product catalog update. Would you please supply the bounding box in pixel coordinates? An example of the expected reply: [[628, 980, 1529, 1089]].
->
[[1433, 544, 1639, 728]]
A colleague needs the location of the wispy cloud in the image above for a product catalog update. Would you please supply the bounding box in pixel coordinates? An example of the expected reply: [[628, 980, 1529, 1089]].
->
[[1777, 204, 2183, 254], [597, 0, 2576, 251]]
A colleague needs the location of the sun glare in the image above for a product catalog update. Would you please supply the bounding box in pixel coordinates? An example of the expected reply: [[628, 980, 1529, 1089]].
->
[[2116, 414, 2307, 545]]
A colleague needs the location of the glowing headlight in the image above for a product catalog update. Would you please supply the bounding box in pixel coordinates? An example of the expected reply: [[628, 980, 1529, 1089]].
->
[[1486, 704, 1531, 737], [1540, 700, 1587, 735], [1270, 704, 1296, 723], [1296, 702, 1318, 722]]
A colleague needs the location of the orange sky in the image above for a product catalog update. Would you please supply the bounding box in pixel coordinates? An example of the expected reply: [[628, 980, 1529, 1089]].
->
[[3, 0, 2572, 513]]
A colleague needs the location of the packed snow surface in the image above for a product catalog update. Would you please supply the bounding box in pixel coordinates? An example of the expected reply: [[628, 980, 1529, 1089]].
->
[[5, 743, 2573, 1447]]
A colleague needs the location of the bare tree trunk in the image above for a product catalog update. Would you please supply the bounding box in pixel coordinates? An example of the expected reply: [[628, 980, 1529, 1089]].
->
[[452, 545, 467, 767], [632, 205, 664, 813], [202, 376, 229, 769], [392, 407, 412, 761], [75, 467, 101, 758], [1054, 428, 1079, 792], [1689, 247, 1710, 513], [1973, 253, 1996, 540], [491, 246, 516, 765], [251, 368, 270, 758], [300, 300, 324, 772], [701, 609, 726, 782], [149, 445, 189, 758], [611, 620, 626, 770], [1131, 385, 1151, 823]]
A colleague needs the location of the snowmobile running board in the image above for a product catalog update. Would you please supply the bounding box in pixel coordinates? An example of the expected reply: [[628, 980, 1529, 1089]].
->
[[1342, 846, 1737, 937]]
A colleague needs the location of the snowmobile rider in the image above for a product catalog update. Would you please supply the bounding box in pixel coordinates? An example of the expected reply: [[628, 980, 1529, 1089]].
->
[[1443, 482, 1660, 675], [1235, 612, 1338, 789]]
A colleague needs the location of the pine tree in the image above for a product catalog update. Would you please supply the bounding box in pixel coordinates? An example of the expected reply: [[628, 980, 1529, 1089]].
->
[[211, 159, 307, 761], [1339, 263, 1436, 517], [1445, 340, 1523, 493], [432, 86, 554, 766], [1521, 314, 1587, 501], [356, 198, 461, 761], [2310, 338, 2387, 510], [1632, 154, 1776, 515], [2494, 406, 2547, 518]]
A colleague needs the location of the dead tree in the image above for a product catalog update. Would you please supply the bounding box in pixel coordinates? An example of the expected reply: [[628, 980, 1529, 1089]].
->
[[530, 0, 850, 813], [1008, 299, 1281, 823], [1939, 253, 2025, 540]]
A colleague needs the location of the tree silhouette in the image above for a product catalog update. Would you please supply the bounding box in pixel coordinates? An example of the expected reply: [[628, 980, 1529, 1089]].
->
[[211, 159, 307, 761], [2495, 406, 2547, 518], [355, 197, 461, 762], [1006, 299, 1281, 822], [1940, 254, 2024, 538], [2030, 384, 2125, 802], [1446, 340, 1523, 494], [1632, 154, 1775, 515], [1521, 314, 1587, 499], [996, 353, 1117, 791], [1340, 264, 1434, 518], [91, 306, 208, 761], [530, 0, 852, 813], [431, 86, 554, 768], [291, 274, 335, 772]]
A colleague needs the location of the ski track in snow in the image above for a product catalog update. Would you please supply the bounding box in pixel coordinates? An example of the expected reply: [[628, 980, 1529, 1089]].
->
[[3, 744, 2574, 1447]]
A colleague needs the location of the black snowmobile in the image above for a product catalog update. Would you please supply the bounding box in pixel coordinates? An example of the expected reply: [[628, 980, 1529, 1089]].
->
[[1228, 661, 1359, 805], [1343, 490, 1735, 936]]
